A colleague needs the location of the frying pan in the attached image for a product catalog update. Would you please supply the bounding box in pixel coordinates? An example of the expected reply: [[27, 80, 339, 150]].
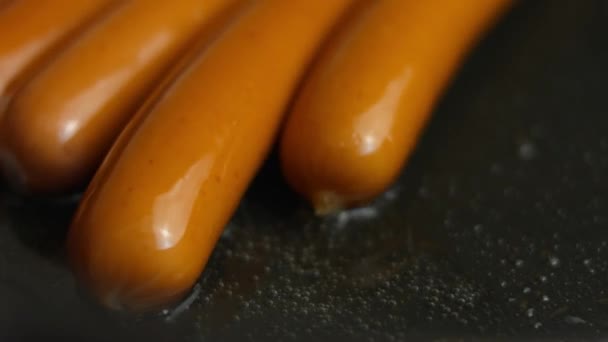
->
[[1, 0, 607, 340]]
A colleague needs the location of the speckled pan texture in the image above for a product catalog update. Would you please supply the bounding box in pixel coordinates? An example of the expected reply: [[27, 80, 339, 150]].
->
[[1, 0, 607, 340]]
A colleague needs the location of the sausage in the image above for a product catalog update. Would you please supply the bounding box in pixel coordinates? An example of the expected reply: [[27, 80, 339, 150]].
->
[[0, 0, 114, 101], [67, 0, 354, 311], [280, 0, 513, 214], [0, 0, 241, 194], [0, 1, 13, 11]]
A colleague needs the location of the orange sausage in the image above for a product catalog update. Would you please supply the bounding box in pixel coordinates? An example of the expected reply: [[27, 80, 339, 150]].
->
[[0, 1, 12, 11], [0, 0, 241, 194], [68, 0, 354, 311], [280, 0, 512, 213], [0, 0, 114, 101]]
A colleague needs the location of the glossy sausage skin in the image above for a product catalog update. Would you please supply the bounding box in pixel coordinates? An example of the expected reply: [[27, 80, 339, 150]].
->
[[280, 0, 512, 213], [0, 0, 240, 194], [0, 0, 114, 100], [68, 0, 354, 311]]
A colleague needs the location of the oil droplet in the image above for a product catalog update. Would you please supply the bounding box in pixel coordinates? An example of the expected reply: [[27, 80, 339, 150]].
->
[[519, 141, 537, 160], [548, 256, 560, 268], [526, 308, 535, 317], [473, 224, 483, 233]]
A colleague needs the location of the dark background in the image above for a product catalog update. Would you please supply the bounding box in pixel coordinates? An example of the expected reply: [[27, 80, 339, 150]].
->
[[1, 0, 607, 340]]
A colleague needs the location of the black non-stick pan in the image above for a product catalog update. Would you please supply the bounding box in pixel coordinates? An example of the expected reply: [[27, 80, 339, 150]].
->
[[1, 0, 607, 340]]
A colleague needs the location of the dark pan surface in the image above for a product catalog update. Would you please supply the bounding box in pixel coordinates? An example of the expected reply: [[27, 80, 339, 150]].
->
[[1, 0, 607, 340]]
